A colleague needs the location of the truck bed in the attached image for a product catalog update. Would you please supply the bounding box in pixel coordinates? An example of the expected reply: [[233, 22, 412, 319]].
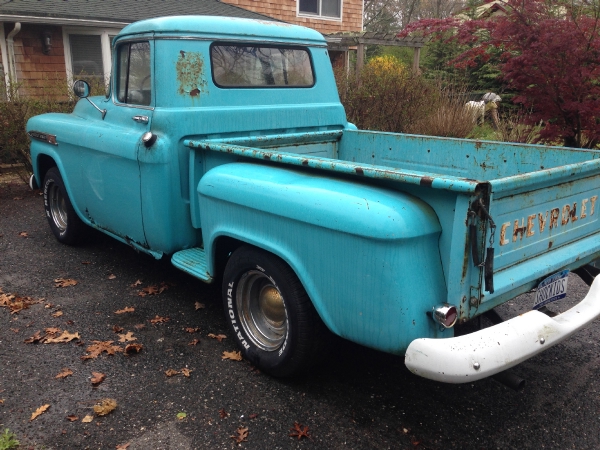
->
[[187, 129, 600, 322]]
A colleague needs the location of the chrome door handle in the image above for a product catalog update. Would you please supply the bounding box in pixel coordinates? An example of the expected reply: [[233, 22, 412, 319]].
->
[[132, 115, 149, 124]]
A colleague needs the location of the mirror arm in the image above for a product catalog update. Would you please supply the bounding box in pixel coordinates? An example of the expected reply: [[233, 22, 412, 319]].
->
[[85, 98, 107, 120]]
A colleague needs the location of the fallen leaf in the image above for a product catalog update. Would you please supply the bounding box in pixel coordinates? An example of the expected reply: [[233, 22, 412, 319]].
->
[[91, 372, 106, 386], [124, 343, 143, 354], [93, 398, 117, 416], [66, 414, 79, 422], [115, 307, 134, 314], [195, 302, 205, 310], [231, 426, 249, 444], [118, 331, 136, 343], [289, 422, 311, 440], [188, 339, 200, 346], [133, 324, 145, 330], [0, 399, 4, 404], [176, 412, 187, 420], [139, 285, 159, 296], [219, 408, 229, 419], [107, 274, 117, 280], [249, 413, 259, 419], [112, 325, 124, 333], [24, 330, 43, 344], [165, 369, 180, 377], [45, 327, 61, 335], [412, 440, 422, 447], [55, 368, 74, 379], [82, 415, 94, 423], [222, 350, 242, 361], [10, 328, 19, 333], [81, 341, 123, 360], [81, 261, 91, 265], [181, 368, 193, 377], [30, 404, 50, 421], [149, 315, 169, 325], [52, 310, 63, 318], [54, 278, 78, 288], [116, 443, 131, 449], [208, 333, 227, 342], [185, 327, 200, 333], [44, 330, 80, 344], [139, 281, 172, 296], [19, 231, 28, 238], [13, 196, 23, 200], [130, 280, 142, 287], [45, 303, 54, 309]]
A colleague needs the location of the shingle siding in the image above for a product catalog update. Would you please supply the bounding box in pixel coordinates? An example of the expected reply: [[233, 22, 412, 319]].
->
[[222, 0, 363, 33]]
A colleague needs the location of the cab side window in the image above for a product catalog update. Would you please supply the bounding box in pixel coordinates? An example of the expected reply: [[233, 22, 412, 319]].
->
[[116, 42, 151, 106]]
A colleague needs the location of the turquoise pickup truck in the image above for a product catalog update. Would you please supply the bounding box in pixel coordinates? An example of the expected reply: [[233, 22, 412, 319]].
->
[[27, 16, 600, 383]]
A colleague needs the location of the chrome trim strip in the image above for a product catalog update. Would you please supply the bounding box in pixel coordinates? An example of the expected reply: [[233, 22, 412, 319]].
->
[[28, 130, 58, 146]]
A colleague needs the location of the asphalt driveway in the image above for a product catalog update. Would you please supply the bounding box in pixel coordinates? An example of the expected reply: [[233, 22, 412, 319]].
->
[[1, 176, 600, 449]]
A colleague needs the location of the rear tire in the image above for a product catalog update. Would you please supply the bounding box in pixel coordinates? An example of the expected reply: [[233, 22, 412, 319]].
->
[[222, 245, 326, 377], [43, 167, 87, 245]]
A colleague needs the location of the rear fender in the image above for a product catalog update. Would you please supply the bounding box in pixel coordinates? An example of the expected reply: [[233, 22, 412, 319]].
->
[[198, 163, 449, 353]]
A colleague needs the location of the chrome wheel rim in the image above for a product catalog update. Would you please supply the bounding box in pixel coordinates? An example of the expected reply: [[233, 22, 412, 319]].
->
[[48, 183, 68, 232], [237, 270, 287, 351]]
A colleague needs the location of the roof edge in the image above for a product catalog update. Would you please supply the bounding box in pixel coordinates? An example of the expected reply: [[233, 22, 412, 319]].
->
[[0, 15, 129, 28]]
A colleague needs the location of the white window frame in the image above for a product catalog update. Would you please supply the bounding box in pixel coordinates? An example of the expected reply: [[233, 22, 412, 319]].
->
[[0, 22, 9, 89], [297, 0, 343, 21], [62, 26, 122, 87]]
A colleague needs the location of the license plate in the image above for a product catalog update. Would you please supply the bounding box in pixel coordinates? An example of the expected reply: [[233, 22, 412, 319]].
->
[[533, 270, 569, 310]]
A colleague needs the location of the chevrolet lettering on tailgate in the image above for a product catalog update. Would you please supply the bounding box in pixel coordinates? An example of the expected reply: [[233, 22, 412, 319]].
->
[[499, 195, 598, 246]]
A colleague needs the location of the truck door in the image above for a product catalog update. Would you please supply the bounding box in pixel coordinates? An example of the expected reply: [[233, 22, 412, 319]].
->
[[82, 41, 153, 249]]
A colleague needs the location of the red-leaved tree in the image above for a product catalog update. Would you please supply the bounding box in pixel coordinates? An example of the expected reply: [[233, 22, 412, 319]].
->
[[402, 0, 600, 148]]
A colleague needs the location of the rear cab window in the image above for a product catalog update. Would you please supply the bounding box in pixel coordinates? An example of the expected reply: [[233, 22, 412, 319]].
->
[[210, 43, 315, 88]]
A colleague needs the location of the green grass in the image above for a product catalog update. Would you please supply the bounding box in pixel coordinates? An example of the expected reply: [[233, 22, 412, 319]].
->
[[467, 123, 500, 141], [0, 429, 19, 450]]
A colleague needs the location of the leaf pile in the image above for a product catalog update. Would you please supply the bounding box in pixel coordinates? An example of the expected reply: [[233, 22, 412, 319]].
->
[[0, 290, 42, 314], [24, 328, 80, 344]]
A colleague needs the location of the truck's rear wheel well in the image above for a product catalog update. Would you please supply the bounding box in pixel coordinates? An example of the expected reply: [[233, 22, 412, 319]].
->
[[213, 236, 246, 278]]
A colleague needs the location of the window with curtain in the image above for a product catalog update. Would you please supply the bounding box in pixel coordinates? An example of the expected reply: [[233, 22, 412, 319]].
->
[[69, 34, 104, 79]]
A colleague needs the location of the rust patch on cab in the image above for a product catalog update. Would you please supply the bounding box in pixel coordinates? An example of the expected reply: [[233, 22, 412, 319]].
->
[[176, 51, 207, 98]]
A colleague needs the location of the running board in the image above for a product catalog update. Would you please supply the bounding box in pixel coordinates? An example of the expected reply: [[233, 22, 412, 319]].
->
[[171, 248, 213, 283]]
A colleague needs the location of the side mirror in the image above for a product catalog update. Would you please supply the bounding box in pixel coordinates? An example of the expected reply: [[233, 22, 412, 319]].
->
[[73, 80, 90, 98], [73, 79, 106, 120]]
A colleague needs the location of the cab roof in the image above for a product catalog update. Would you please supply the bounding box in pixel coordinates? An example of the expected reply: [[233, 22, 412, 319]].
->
[[118, 15, 326, 46]]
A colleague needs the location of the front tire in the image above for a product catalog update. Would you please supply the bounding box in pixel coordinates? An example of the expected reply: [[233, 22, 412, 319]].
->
[[223, 246, 326, 377], [43, 167, 87, 245]]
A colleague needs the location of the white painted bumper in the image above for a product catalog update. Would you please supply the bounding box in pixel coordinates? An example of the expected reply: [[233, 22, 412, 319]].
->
[[405, 277, 600, 383]]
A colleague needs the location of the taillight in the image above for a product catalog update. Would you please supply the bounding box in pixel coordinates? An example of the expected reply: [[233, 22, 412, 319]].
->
[[432, 304, 458, 328]]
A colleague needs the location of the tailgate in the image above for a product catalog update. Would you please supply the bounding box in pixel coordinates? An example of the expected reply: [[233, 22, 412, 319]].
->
[[485, 159, 600, 303]]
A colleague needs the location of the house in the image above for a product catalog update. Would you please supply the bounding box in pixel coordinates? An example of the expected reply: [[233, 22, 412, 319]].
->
[[0, 0, 363, 98]]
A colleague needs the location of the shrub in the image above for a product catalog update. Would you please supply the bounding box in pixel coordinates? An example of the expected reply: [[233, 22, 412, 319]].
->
[[405, 82, 475, 138], [336, 59, 475, 139], [0, 75, 77, 181], [336, 58, 439, 134], [0, 74, 106, 182]]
